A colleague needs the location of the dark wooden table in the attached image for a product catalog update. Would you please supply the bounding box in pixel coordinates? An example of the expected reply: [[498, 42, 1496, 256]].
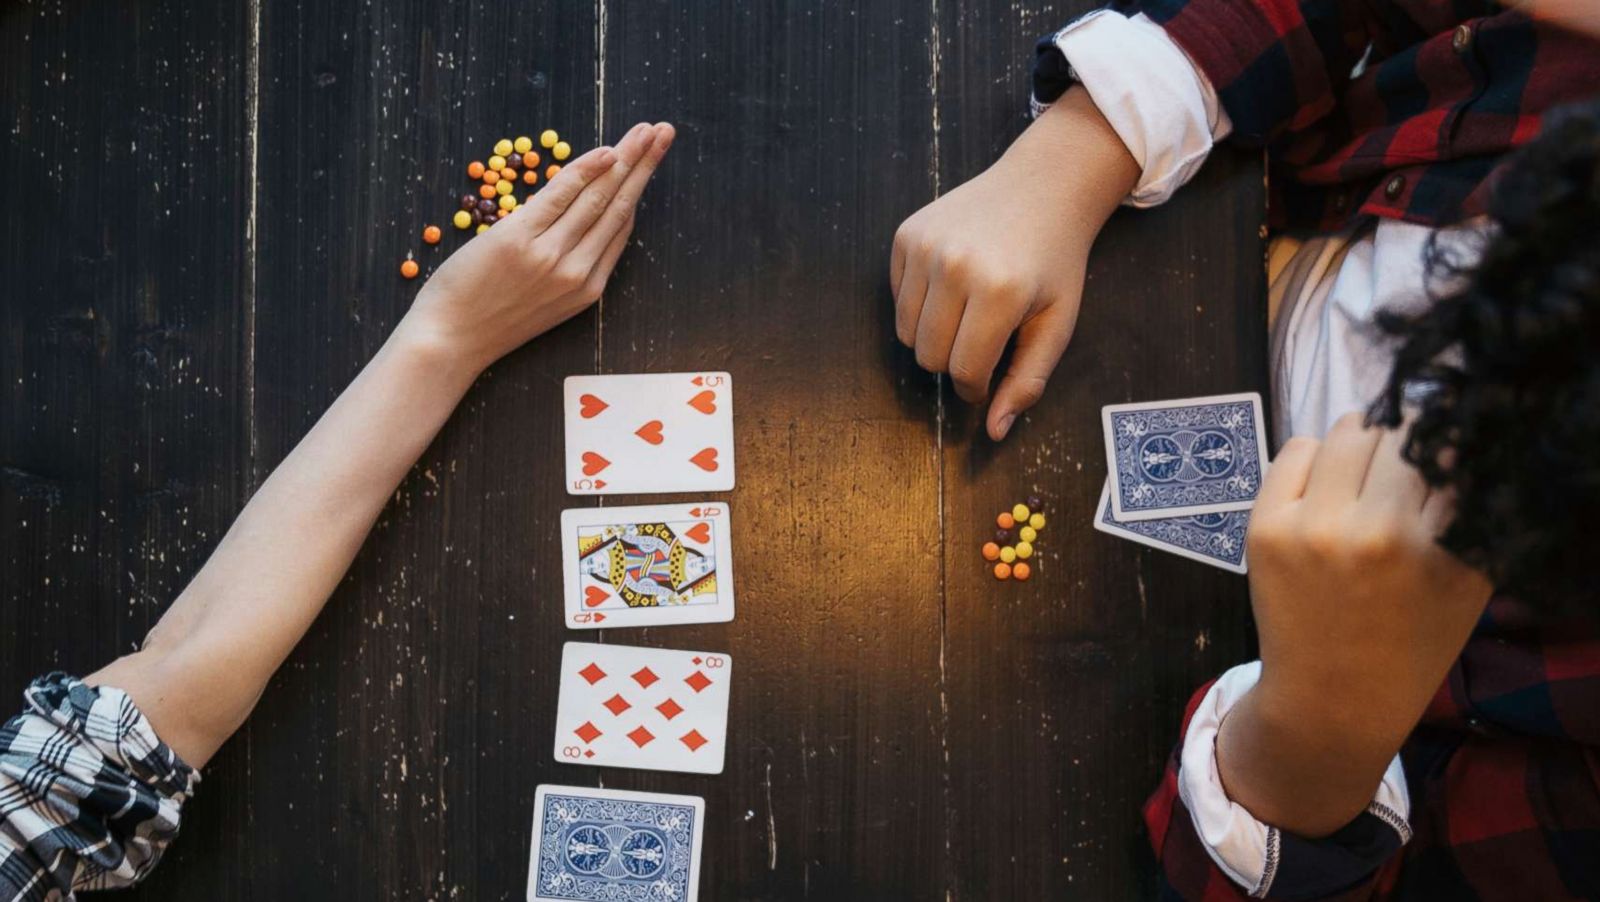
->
[[1, 1, 1265, 898]]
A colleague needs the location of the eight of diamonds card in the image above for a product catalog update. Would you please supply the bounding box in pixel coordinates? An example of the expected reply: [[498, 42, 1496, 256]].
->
[[526, 784, 705, 902], [563, 372, 735, 495], [559, 503, 735, 630], [1101, 392, 1268, 522], [553, 642, 732, 775]]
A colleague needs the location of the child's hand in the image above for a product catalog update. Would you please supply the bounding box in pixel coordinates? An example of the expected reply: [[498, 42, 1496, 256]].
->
[[400, 122, 676, 372], [890, 88, 1137, 440], [1216, 413, 1494, 835]]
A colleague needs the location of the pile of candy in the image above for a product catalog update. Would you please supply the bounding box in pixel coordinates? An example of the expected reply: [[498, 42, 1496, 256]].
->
[[980, 496, 1046, 581], [400, 129, 574, 279]]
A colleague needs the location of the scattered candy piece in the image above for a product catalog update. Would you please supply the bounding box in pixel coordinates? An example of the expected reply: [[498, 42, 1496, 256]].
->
[[488, 154, 507, 171], [999, 546, 1017, 564], [522, 151, 540, 168], [981, 542, 1000, 562], [997, 512, 1015, 530], [522, 169, 539, 185], [553, 140, 571, 160], [498, 194, 517, 211], [540, 129, 559, 148], [1012, 503, 1030, 522], [1012, 562, 1031, 581], [479, 183, 497, 199], [460, 194, 478, 210], [993, 562, 1012, 580], [546, 164, 562, 179], [493, 138, 514, 158], [1026, 495, 1043, 511], [1019, 525, 1037, 543], [495, 179, 514, 196], [1015, 541, 1033, 560], [1029, 513, 1046, 530], [482, 169, 500, 186], [467, 161, 485, 179], [400, 258, 420, 279], [476, 223, 489, 234], [452, 210, 472, 230], [513, 135, 533, 154], [994, 528, 1013, 543]]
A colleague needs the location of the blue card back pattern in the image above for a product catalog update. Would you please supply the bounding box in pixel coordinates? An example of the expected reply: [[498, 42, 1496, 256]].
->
[[530, 788, 701, 901], [1094, 480, 1249, 573], [1102, 393, 1267, 521]]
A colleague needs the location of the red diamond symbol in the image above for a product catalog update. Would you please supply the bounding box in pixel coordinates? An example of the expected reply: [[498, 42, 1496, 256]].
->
[[656, 698, 684, 720], [631, 667, 659, 688], [575, 721, 602, 744], [680, 729, 708, 751], [603, 693, 631, 716], [583, 750, 594, 758], [692, 656, 703, 665], [685, 670, 712, 693], [627, 725, 656, 747], [578, 663, 607, 685]]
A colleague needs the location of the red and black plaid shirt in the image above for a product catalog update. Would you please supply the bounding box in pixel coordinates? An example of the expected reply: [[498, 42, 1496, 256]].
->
[[1035, 0, 1600, 231], [1145, 598, 1600, 899]]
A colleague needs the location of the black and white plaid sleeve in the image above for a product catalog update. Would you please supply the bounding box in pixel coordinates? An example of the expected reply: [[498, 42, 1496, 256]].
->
[[0, 673, 198, 901]]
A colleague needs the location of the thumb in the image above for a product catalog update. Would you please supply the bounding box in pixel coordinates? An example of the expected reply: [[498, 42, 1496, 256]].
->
[[986, 308, 1075, 441]]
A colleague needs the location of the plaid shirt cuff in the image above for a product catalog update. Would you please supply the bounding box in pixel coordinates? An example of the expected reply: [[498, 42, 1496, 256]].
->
[[1178, 662, 1411, 898]]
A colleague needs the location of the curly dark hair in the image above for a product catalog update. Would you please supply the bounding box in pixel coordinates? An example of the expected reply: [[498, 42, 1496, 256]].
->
[[1369, 99, 1600, 611]]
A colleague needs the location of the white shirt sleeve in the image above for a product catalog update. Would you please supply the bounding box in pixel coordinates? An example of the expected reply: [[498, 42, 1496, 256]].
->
[[1178, 661, 1413, 898], [1031, 10, 1233, 208]]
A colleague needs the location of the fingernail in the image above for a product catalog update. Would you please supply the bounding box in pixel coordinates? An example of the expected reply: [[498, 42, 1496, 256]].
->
[[997, 413, 1015, 438]]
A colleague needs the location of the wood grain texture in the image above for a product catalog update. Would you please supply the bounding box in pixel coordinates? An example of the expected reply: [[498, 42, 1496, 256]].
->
[[1, 1, 1263, 899], [934, 2, 1266, 898]]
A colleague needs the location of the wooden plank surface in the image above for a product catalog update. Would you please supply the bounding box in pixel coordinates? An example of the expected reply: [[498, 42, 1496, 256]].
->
[[0, 1, 1263, 899]]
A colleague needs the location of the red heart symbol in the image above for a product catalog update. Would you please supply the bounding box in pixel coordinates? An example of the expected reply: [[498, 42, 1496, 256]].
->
[[684, 522, 711, 544], [689, 447, 719, 472], [582, 452, 611, 476], [687, 390, 717, 415], [584, 586, 610, 608], [593, 613, 605, 623], [579, 394, 609, 419], [635, 420, 664, 445]]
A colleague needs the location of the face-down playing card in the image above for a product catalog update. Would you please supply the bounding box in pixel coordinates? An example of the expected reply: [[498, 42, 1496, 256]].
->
[[554, 642, 732, 775], [1092, 479, 1249, 573], [560, 503, 735, 630], [526, 784, 705, 902], [1101, 392, 1268, 521], [563, 372, 735, 495]]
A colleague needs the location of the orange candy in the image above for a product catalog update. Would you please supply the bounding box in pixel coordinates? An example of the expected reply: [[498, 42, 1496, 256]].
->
[[482, 169, 500, 185], [421, 225, 441, 245], [466, 160, 485, 179], [997, 512, 1015, 529], [981, 542, 1000, 561], [1012, 562, 1031, 581], [522, 151, 540, 168], [522, 169, 539, 185], [500, 167, 516, 181], [546, 164, 562, 180], [993, 562, 1012, 580], [400, 259, 420, 279], [479, 183, 497, 199]]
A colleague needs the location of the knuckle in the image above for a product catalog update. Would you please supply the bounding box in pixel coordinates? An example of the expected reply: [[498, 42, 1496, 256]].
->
[[1331, 411, 1366, 436], [524, 245, 559, 274], [914, 346, 948, 374], [947, 360, 986, 398], [1007, 375, 1047, 407], [551, 262, 588, 292]]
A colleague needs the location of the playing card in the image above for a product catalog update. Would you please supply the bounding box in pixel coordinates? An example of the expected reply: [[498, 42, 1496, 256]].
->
[[526, 784, 704, 902], [1101, 392, 1268, 521], [1092, 479, 1249, 573], [563, 372, 735, 495], [559, 503, 735, 630], [554, 642, 732, 775]]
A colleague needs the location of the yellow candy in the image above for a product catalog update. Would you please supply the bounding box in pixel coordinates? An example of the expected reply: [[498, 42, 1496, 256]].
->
[[999, 546, 1017, 564], [540, 129, 559, 148], [488, 154, 507, 171], [452, 210, 472, 230], [1012, 503, 1030, 522], [553, 140, 571, 160], [513, 136, 533, 154], [1019, 526, 1037, 543], [498, 193, 517, 211], [1015, 541, 1033, 560], [475, 223, 489, 234], [1029, 513, 1046, 530], [493, 138, 514, 157], [495, 179, 514, 196]]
